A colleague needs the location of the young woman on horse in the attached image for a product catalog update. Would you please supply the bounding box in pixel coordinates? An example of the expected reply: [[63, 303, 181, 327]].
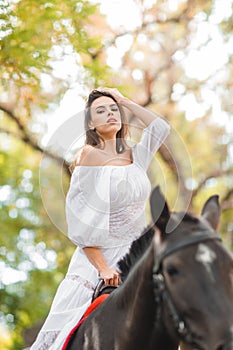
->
[[30, 87, 170, 349]]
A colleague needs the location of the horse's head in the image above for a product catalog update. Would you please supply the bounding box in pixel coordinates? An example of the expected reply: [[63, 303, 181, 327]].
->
[[150, 187, 233, 350]]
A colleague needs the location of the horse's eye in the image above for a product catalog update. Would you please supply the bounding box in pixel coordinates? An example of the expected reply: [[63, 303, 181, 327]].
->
[[166, 264, 179, 277]]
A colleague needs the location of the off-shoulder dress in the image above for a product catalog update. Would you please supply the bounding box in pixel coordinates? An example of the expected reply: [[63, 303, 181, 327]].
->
[[30, 117, 170, 350]]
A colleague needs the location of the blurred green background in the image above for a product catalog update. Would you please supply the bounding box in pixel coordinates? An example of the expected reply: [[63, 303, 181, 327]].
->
[[0, 0, 232, 348]]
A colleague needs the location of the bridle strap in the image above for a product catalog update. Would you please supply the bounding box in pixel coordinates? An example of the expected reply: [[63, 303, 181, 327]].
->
[[152, 230, 222, 345], [153, 230, 221, 274]]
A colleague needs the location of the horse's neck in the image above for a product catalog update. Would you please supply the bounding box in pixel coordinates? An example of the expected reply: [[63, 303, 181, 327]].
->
[[118, 244, 156, 340], [119, 243, 154, 300], [117, 243, 179, 350]]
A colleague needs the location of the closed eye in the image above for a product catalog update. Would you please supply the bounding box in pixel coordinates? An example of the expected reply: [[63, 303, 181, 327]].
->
[[96, 109, 105, 114]]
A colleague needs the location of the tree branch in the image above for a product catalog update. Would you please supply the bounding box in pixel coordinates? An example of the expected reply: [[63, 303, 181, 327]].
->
[[90, 7, 191, 60], [221, 188, 233, 211], [141, 63, 173, 107], [192, 169, 233, 198], [0, 103, 71, 177]]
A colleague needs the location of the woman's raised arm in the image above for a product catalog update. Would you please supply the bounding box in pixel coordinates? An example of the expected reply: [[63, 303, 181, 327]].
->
[[97, 87, 164, 127]]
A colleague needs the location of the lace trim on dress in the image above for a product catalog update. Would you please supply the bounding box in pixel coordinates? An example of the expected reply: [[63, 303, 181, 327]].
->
[[65, 274, 95, 291], [109, 201, 145, 241], [30, 330, 59, 350]]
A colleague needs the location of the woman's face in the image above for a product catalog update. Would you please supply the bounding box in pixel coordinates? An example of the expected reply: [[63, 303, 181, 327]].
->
[[89, 96, 122, 136]]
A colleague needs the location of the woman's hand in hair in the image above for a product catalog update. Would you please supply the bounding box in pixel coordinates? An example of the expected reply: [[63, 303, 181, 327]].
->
[[97, 87, 126, 104]]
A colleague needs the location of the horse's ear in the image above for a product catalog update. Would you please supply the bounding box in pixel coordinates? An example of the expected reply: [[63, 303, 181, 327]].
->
[[201, 195, 221, 230], [150, 186, 170, 234]]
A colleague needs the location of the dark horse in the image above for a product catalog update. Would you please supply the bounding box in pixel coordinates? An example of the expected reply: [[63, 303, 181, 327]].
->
[[67, 186, 233, 350]]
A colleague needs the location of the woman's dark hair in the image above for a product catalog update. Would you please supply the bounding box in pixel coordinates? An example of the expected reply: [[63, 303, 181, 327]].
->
[[69, 89, 129, 173], [84, 89, 129, 152]]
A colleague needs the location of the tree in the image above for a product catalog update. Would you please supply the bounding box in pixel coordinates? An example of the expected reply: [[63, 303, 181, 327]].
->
[[0, 0, 232, 348], [0, 1, 110, 348], [0, 0, 109, 176], [94, 0, 233, 229]]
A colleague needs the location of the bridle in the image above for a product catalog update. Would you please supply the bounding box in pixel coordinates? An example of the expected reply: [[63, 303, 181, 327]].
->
[[152, 230, 222, 345]]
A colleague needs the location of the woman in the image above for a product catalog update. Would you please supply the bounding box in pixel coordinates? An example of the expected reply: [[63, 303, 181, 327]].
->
[[30, 88, 170, 349]]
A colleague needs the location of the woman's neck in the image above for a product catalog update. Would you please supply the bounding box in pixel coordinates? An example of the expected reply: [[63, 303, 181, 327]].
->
[[99, 137, 118, 155]]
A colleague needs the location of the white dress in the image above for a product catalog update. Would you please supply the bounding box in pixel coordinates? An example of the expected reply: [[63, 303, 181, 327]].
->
[[30, 117, 170, 350]]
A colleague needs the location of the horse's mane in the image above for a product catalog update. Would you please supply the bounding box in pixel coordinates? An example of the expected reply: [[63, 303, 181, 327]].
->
[[117, 225, 155, 282], [117, 211, 200, 283], [117, 212, 199, 282]]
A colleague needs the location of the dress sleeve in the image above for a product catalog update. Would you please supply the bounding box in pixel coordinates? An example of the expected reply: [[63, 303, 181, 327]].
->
[[65, 167, 110, 248], [133, 117, 170, 171]]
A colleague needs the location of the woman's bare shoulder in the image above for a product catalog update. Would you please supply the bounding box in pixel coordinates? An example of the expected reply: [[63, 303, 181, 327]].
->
[[74, 145, 97, 166]]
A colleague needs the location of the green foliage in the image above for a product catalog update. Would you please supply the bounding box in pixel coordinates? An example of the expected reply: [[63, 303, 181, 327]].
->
[[0, 0, 233, 348], [0, 0, 109, 104], [0, 136, 74, 349]]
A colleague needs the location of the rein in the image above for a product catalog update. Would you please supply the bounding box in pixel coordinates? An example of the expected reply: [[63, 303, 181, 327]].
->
[[152, 230, 221, 345], [92, 279, 118, 302]]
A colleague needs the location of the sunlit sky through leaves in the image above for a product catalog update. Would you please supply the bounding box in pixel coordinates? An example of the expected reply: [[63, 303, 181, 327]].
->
[[1, 0, 233, 288], [42, 0, 233, 153]]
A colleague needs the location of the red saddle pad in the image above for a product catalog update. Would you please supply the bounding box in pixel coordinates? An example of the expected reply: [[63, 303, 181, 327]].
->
[[62, 294, 109, 350]]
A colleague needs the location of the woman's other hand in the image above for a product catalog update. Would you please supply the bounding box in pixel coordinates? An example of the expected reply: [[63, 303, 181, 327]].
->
[[99, 267, 121, 286], [83, 247, 121, 287]]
